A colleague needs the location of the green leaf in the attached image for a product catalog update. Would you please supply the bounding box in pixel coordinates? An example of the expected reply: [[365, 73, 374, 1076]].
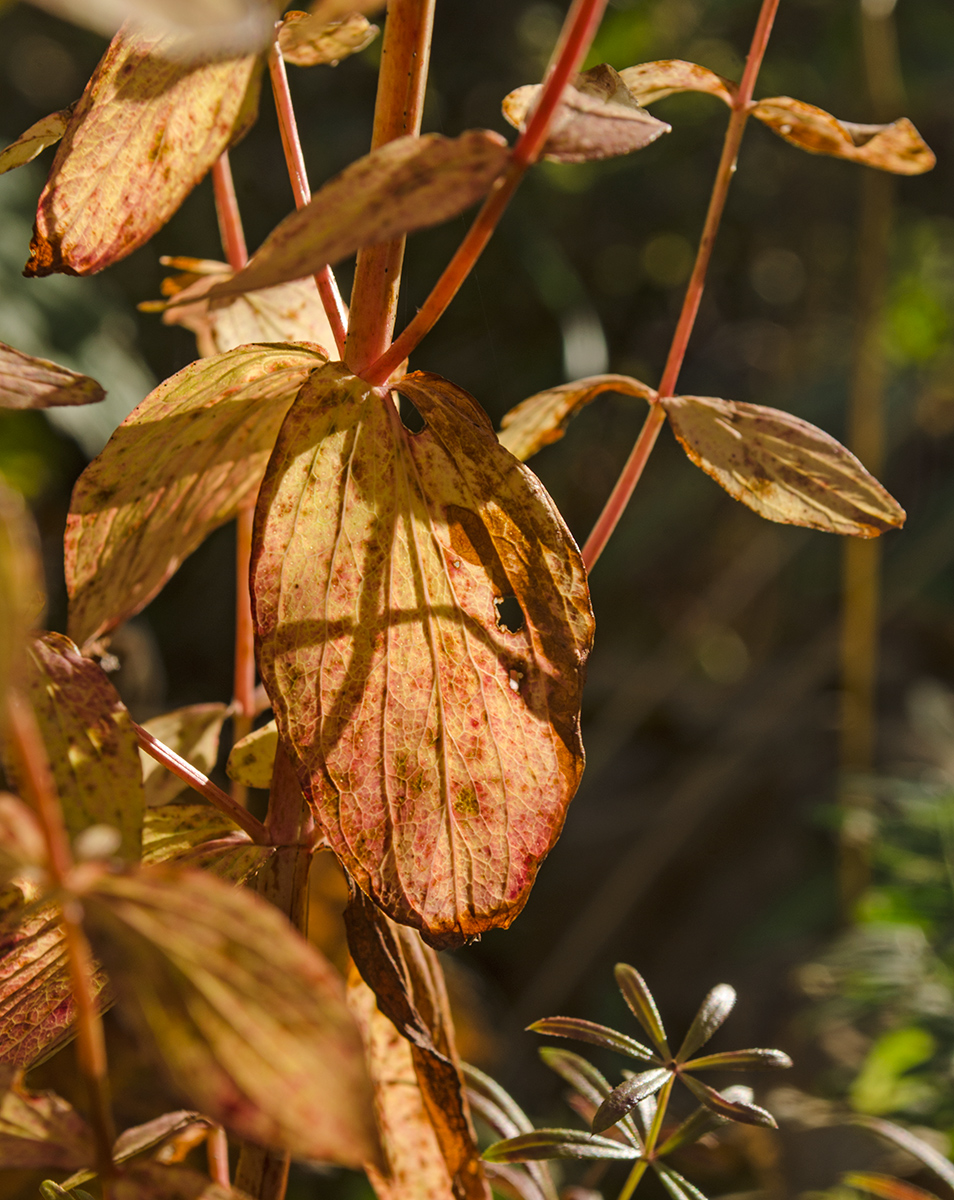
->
[[0, 108, 72, 176], [592, 1068, 671, 1133], [681, 1075, 777, 1129], [676, 984, 736, 1061], [226, 719, 277, 790], [849, 1027, 935, 1116], [614, 964, 670, 1057], [254, 365, 593, 947], [684, 1049, 792, 1072], [539, 1048, 641, 1149], [0, 483, 44, 702], [278, 11, 378, 67], [848, 1116, 954, 1190], [0, 1063, 92, 1169], [0, 342, 105, 410], [463, 1063, 534, 1136], [655, 1106, 728, 1157], [65, 343, 326, 650], [530, 1016, 658, 1063], [653, 1164, 711, 1200], [484, 1129, 640, 1163], [140, 704, 228, 808]]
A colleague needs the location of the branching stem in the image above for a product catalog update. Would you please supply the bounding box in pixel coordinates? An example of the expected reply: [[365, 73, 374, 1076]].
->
[[617, 1075, 674, 1200]]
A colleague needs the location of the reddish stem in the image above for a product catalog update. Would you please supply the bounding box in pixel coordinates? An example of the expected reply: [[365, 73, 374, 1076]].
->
[[267, 43, 349, 357], [207, 1126, 231, 1188], [581, 0, 781, 571], [211, 153, 248, 271], [363, 0, 609, 387]]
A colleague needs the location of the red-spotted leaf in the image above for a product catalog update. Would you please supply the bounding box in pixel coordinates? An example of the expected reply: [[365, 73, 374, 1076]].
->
[[0, 107, 73, 176], [139, 704, 228, 808], [253, 364, 593, 946], [25, 25, 262, 277], [676, 984, 736, 1062], [0, 484, 45, 701], [483, 1130, 640, 1163], [206, 132, 510, 300], [614, 964, 669, 1057], [499, 374, 655, 463], [278, 10, 378, 67], [751, 98, 935, 175], [529, 1017, 658, 1064], [0, 342, 105, 410], [661, 394, 906, 537], [0, 1064, 93, 1169], [502, 65, 669, 163], [592, 1069, 671, 1133], [65, 343, 326, 650], [681, 1075, 777, 1128], [618, 60, 735, 107], [84, 865, 380, 1167]]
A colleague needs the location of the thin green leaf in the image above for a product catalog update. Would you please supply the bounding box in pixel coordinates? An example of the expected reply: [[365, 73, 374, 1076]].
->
[[848, 1116, 954, 1191], [0, 108, 73, 176], [484, 1130, 640, 1163], [463, 1063, 534, 1136], [540, 1048, 642, 1149], [653, 1163, 711, 1200], [681, 1075, 777, 1129], [684, 1048, 792, 1072], [676, 984, 736, 1061], [655, 1106, 728, 1157], [842, 1172, 941, 1200], [140, 704, 228, 808], [592, 1069, 671, 1133], [0, 342, 104, 410], [614, 964, 670, 1056], [529, 1016, 658, 1063]]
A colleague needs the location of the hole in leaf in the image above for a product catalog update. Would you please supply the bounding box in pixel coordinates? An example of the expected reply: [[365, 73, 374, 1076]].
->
[[397, 392, 426, 434], [495, 595, 525, 633]]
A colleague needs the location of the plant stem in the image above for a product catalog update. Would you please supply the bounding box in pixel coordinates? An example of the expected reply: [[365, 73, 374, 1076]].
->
[[267, 43, 348, 357], [581, 0, 781, 571], [211, 152, 248, 271], [4, 692, 116, 1187], [363, 0, 608, 387], [207, 1126, 231, 1187], [617, 1075, 674, 1200]]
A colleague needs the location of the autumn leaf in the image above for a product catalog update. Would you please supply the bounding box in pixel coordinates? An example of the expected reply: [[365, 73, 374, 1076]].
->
[[142, 803, 244, 865], [84, 865, 380, 1167], [65, 343, 326, 651], [0, 484, 45, 703], [502, 65, 669, 163], [252, 363, 593, 946], [661, 394, 906, 537], [61, 1112, 217, 1192], [24, 25, 262, 278], [499, 374, 656, 462], [0, 107, 73, 176], [28, 0, 278, 53], [0, 1063, 93, 1169], [618, 60, 735, 107], [140, 704, 228, 807], [227, 720, 278, 790], [278, 10, 379, 67], [205, 132, 510, 300], [0, 342, 105, 410]]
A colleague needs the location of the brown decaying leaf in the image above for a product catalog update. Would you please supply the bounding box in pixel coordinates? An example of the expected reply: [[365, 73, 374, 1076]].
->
[[114, 1161, 252, 1200], [85, 865, 380, 1167], [0, 1063, 92, 1169], [0, 342, 105, 410], [499, 374, 656, 463], [751, 97, 935, 175], [661, 394, 906, 538], [618, 60, 735, 107], [140, 704, 228, 807], [279, 10, 378, 67], [206, 132, 510, 300], [24, 25, 262, 278], [0, 107, 73, 176], [226, 719, 278, 790], [252, 364, 593, 946], [501, 65, 669, 163], [0, 484, 45, 700], [65, 343, 326, 651]]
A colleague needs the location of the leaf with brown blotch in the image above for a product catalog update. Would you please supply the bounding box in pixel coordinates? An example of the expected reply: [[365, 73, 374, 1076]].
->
[[140, 704, 228, 808], [24, 25, 262, 278], [254, 364, 594, 946], [502, 65, 669, 163], [173, 840, 275, 884], [0, 1063, 93, 1169], [0, 342, 105, 410], [751, 98, 935, 175], [661, 394, 906, 537], [84, 865, 380, 1167], [65, 343, 326, 651], [113, 1161, 253, 1200], [618, 60, 735, 107], [0, 107, 73, 177], [205, 132, 510, 301], [499, 374, 655, 462], [0, 484, 45, 701], [279, 10, 378, 67], [227, 720, 278, 791]]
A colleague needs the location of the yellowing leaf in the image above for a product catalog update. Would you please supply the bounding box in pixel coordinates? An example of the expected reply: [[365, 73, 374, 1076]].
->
[[661, 394, 906, 537], [140, 704, 228, 807], [279, 10, 378, 67], [752, 98, 935, 175], [0, 342, 105, 410], [142, 803, 243, 864], [226, 719, 278, 790], [0, 484, 45, 702], [501, 65, 669, 163], [65, 343, 326, 650], [206, 132, 510, 300], [0, 107, 73, 177], [85, 865, 380, 1166], [499, 374, 656, 462], [0, 1064, 93, 1169], [24, 25, 262, 277], [252, 364, 593, 947], [618, 60, 735, 107]]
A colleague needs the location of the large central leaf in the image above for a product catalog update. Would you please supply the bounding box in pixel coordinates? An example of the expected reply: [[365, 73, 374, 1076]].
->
[[252, 364, 594, 948]]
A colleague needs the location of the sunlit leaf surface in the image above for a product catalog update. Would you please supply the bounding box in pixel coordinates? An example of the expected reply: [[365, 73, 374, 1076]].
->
[[226, 719, 278, 790], [619, 60, 735, 107], [0, 342, 105, 410], [0, 108, 73, 176], [278, 11, 378, 67]]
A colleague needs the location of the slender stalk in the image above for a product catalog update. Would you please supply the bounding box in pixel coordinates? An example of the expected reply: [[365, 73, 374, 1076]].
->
[[207, 1126, 231, 1188], [267, 43, 349, 357], [363, 0, 608, 387], [617, 1075, 674, 1200], [581, 0, 781, 571], [211, 152, 248, 271], [4, 692, 116, 1187]]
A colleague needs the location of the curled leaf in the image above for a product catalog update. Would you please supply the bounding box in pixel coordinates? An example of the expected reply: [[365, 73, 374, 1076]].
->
[[614, 964, 669, 1057], [484, 1129, 640, 1163], [0, 342, 105, 410], [502, 65, 669, 163], [278, 10, 378, 67], [618, 60, 735, 107], [140, 705, 229, 808], [752, 98, 935, 176], [529, 1016, 658, 1064], [0, 108, 73, 176], [226, 719, 278, 790], [676, 984, 736, 1062], [661, 394, 906, 537], [592, 1069, 671, 1133], [684, 1048, 793, 1072], [681, 1075, 777, 1129]]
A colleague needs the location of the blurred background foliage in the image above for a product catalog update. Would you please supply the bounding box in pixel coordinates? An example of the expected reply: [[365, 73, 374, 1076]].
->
[[1, 0, 954, 1197]]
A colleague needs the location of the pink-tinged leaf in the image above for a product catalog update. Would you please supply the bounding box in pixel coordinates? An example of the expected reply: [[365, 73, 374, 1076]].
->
[[751, 98, 935, 176], [253, 364, 594, 946], [661, 394, 906, 537], [65, 343, 326, 651], [85, 865, 380, 1167], [676, 984, 736, 1062], [0, 793, 47, 880], [139, 704, 228, 808], [0, 484, 45, 700], [24, 25, 262, 278], [614, 964, 669, 1057], [206, 132, 510, 300], [0, 1063, 93, 1169], [0, 342, 105, 410], [499, 375, 655, 463], [848, 1116, 954, 1191], [842, 1173, 941, 1200], [279, 10, 378, 67], [502, 65, 669, 163], [113, 1161, 252, 1200], [483, 1130, 640, 1163], [618, 61, 735, 107], [0, 107, 73, 177], [681, 1075, 777, 1129]]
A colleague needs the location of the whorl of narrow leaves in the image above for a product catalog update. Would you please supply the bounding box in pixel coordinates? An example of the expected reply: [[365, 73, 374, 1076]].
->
[[254, 364, 593, 946], [65, 343, 326, 650], [24, 25, 262, 277], [0, 484, 44, 702], [0, 1064, 93, 1169], [0, 343, 105, 410], [0, 108, 73, 176], [278, 10, 379, 67]]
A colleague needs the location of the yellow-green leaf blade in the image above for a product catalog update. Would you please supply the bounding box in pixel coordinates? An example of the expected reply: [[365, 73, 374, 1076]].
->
[[0, 107, 73, 177], [226, 719, 277, 791]]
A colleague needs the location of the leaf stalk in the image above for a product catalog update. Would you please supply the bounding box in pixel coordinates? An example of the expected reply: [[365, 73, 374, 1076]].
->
[[617, 1074, 674, 1200]]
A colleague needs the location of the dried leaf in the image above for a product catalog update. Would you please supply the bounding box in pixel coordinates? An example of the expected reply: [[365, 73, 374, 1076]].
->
[[66, 343, 326, 651], [681, 1075, 777, 1129], [207, 132, 510, 300], [0, 1064, 92, 1169], [676, 984, 736, 1062], [0, 108, 73, 176], [592, 1069, 671, 1133], [529, 1016, 658, 1064], [85, 865, 380, 1166], [848, 1116, 954, 1190], [0, 342, 105, 411], [62, 1112, 213, 1192], [613, 964, 670, 1057], [114, 1162, 251, 1200], [254, 364, 593, 944], [0, 793, 47, 879], [842, 1173, 941, 1200], [752, 98, 935, 176], [499, 374, 655, 463], [684, 1048, 792, 1071], [25, 25, 262, 278], [226, 720, 277, 790], [279, 11, 378, 67], [618, 60, 735, 107], [140, 705, 229, 808], [0, 485, 45, 701], [502, 65, 669, 163], [661, 394, 906, 537], [483, 1130, 640, 1163]]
